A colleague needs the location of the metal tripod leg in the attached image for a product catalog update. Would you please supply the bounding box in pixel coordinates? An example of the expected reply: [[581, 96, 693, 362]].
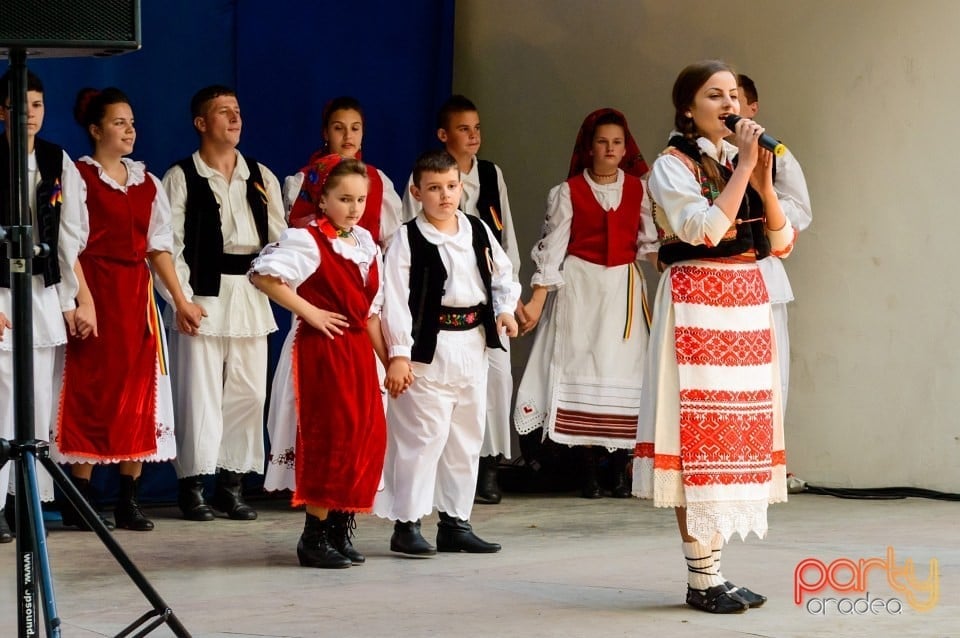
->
[[12, 445, 61, 637], [37, 452, 191, 637]]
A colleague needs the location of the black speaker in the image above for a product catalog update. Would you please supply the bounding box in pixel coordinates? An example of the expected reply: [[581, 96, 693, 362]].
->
[[0, 0, 141, 58]]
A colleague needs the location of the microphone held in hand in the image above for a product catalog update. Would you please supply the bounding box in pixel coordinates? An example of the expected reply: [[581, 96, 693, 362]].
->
[[724, 114, 786, 157]]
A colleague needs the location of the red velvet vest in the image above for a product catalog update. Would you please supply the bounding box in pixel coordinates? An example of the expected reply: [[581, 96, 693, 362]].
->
[[566, 173, 643, 267], [76, 161, 156, 262]]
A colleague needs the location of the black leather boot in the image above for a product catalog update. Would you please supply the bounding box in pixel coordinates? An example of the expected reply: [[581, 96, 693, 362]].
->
[[297, 513, 351, 569], [328, 510, 365, 564], [390, 520, 436, 556], [177, 476, 214, 521], [579, 447, 602, 499], [60, 475, 115, 530], [114, 475, 154, 531], [436, 511, 501, 553], [474, 455, 502, 505], [610, 449, 632, 498], [211, 470, 257, 520], [0, 510, 12, 543]]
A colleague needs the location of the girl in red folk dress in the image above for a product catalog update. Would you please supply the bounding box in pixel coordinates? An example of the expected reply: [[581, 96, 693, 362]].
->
[[55, 87, 205, 531], [514, 109, 658, 498], [634, 60, 797, 613], [283, 96, 402, 248], [251, 157, 398, 569]]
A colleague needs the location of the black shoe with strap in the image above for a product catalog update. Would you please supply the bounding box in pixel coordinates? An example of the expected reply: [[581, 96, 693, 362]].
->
[[686, 584, 750, 614], [436, 511, 501, 553], [114, 475, 154, 531], [724, 581, 766, 608], [328, 510, 365, 564], [211, 470, 258, 520], [390, 520, 436, 556], [297, 513, 351, 569]]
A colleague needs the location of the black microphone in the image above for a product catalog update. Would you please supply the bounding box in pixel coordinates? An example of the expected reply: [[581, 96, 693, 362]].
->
[[724, 114, 786, 157]]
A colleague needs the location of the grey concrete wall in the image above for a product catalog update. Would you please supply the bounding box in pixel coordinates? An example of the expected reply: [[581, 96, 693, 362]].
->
[[453, 0, 960, 491]]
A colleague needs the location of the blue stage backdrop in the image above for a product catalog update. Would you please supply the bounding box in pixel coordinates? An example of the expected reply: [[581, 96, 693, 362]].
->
[[1, 0, 454, 504]]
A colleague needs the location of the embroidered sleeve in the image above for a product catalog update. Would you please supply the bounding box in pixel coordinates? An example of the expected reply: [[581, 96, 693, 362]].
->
[[636, 177, 660, 257], [649, 154, 731, 247], [249, 228, 320, 289], [282, 171, 306, 221], [530, 182, 573, 289]]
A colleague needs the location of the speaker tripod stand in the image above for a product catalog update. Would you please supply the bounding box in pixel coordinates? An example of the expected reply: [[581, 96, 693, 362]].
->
[[2, 49, 189, 638]]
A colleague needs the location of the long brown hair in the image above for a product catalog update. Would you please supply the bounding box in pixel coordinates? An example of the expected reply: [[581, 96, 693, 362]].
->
[[671, 60, 737, 189]]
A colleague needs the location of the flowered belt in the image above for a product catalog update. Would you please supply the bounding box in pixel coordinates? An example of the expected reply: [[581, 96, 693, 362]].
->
[[438, 304, 485, 331]]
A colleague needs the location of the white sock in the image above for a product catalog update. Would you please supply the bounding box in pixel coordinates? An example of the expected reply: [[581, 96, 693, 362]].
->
[[710, 533, 726, 582], [683, 540, 725, 590]]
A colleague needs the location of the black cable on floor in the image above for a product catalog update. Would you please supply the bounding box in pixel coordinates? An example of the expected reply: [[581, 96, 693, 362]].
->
[[802, 485, 960, 501]]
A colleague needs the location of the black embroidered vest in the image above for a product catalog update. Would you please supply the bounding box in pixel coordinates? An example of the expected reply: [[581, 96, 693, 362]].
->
[[473, 159, 503, 244], [175, 154, 269, 296], [656, 136, 766, 265], [406, 215, 503, 363], [0, 137, 63, 288]]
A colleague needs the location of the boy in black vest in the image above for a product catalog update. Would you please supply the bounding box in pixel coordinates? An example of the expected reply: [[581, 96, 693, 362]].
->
[[0, 70, 88, 541], [375, 150, 519, 555], [161, 85, 286, 522], [401, 95, 520, 505]]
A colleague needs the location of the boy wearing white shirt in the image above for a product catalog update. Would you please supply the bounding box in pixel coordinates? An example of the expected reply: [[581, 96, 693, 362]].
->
[[737, 74, 813, 414], [377, 150, 520, 555], [402, 95, 521, 505], [0, 70, 87, 541]]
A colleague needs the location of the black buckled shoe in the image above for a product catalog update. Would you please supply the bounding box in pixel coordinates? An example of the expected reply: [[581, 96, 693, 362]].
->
[[297, 514, 352, 569], [686, 584, 749, 614], [177, 476, 214, 521], [436, 512, 501, 553], [328, 510, 365, 565], [475, 455, 502, 505], [390, 520, 436, 556], [724, 581, 766, 608], [211, 470, 258, 520], [114, 475, 154, 531]]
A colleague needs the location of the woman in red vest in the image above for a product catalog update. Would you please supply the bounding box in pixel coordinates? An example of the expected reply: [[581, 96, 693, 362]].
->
[[514, 109, 658, 499], [284, 96, 402, 248], [54, 87, 205, 531]]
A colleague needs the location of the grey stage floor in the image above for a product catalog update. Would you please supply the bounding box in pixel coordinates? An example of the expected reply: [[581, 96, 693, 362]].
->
[[0, 491, 955, 637]]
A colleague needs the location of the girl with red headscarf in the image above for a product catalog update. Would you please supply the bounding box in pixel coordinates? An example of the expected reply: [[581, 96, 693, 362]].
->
[[251, 156, 396, 569], [283, 96, 402, 248], [513, 108, 658, 498]]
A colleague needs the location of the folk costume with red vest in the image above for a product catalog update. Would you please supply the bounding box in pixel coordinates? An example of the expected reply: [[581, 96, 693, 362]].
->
[[0, 138, 86, 503], [256, 215, 385, 511], [514, 108, 658, 451], [634, 133, 796, 545], [56, 158, 176, 463]]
